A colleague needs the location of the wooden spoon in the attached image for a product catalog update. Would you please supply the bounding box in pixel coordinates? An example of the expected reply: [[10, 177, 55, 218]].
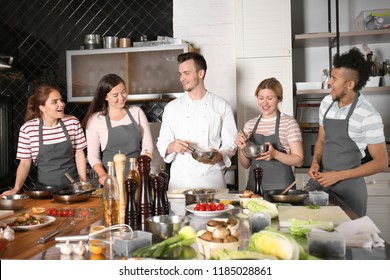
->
[[280, 179, 300, 195]]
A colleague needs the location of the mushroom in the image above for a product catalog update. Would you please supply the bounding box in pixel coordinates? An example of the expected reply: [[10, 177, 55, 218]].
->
[[212, 225, 230, 239]]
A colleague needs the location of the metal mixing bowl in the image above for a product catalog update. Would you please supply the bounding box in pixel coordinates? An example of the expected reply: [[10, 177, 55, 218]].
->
[[147, 215, 190, 240], [183, 188, 216, 205], [0, 194, 29, 210], [242, 143, 268, 159]]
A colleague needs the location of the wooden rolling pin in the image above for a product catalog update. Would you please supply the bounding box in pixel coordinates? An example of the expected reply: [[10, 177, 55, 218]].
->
[[113, 151, 126, 224]]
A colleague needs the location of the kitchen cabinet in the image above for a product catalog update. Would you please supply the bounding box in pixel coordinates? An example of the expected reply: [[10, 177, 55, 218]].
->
[[65, 43, 191, 102], [295, 168, 390, 244], [235, 0, 293, 190]]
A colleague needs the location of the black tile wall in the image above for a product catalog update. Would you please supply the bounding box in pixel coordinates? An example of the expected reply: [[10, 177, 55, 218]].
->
[[0, 0, 173, 187]]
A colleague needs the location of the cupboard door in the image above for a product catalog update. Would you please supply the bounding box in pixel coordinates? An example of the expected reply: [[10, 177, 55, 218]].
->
[[235, 0, 292, 58]]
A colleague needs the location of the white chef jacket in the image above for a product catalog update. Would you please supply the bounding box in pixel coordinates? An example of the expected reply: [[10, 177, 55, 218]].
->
[[157, 91, 237, 190]]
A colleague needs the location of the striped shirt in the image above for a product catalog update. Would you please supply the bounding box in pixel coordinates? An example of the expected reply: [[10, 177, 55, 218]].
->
[[319, 93, 385, 158], [243, 112, 302, 154], [16, 116, 87, 163]]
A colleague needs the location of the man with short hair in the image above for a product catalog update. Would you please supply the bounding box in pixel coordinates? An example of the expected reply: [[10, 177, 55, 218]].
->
[[308, 48, 388, 217]]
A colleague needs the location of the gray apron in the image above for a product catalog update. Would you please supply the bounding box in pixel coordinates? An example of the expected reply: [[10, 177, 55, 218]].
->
[[309, 93, 366, 217], [102, 107, 141, 176], [37, 119, 78, 188], [246, 111, 295, 191]]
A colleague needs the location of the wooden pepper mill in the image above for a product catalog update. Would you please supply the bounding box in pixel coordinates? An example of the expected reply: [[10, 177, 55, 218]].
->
[[113, 151, 126, 224], [125, 178, 138, 229], [158, 167, 170, 214], [137, 155, 153, 225], [152, 175, 164, 216]]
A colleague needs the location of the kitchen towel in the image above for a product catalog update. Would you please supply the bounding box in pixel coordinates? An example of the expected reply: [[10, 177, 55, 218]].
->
[[334, 216, 385, 248]]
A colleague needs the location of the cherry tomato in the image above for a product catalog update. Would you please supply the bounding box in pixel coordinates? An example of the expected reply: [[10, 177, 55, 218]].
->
[[209, 202, 217, 211], [205, 205, 211, 211], [52, 209, 58, 217], [67, 209, 75, 217], [81, 209, 88, 217], [194, 203, 202, 211], [216, 203, 225, 211], [46, 208, 53, 216]]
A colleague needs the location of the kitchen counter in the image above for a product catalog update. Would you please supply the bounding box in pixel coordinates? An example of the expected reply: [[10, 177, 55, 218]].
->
[[1, 193, 389, 260]]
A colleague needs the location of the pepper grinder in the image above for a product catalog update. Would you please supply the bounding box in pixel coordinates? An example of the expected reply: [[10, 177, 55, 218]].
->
[[137, 155, 153, 225], [158, 167, 170, 214], [253, 164, 264, 197], [125, 178, 138, 229], [113, 151, 126, 224], [152, 175, 164, 216]]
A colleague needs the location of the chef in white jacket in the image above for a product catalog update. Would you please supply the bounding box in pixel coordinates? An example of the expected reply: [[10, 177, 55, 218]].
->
[[157, 52, 237, 190]]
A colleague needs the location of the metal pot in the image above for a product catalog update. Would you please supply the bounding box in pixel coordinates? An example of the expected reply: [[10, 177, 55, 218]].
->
[[183, 188, 216, 205], [265, 189, 308, 204], [52, 189, 94, 204]]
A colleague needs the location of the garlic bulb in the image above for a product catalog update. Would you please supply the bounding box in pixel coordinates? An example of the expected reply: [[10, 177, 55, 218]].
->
[[60, 240, 73, 255], [73, 241, 86, 256], [2, 227, 15, 241]]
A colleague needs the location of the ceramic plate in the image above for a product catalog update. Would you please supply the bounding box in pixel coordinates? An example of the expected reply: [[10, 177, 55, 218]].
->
[[3, 215, 56, 230], [185, 204, 234, 217]]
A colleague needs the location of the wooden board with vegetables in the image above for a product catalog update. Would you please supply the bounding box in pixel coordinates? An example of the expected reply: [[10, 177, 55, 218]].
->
[[278, 206, 351, 228]]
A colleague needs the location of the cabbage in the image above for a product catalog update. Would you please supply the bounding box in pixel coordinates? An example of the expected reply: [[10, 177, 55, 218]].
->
[[288, 218, 334, 236], [248, 228, 300, 260], [248, 227, 319, 260], [244, 199, 279, 219]]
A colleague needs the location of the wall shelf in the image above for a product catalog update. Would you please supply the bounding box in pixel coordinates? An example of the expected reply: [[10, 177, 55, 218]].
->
[[294, 29, 390, 48], [296, 86, 390, 96]]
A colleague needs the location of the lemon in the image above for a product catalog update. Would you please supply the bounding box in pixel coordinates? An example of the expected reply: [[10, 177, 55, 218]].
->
[[89, 241, 106, 255], [90, 253, 106, 260], [32, 207, 45, 214]]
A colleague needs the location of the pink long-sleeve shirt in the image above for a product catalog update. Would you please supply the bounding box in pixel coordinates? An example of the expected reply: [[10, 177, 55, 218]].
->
[[85, 105, 153, 168]]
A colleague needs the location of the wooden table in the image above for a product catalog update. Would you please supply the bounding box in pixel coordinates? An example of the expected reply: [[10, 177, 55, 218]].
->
[[0, 197, 103, 259]]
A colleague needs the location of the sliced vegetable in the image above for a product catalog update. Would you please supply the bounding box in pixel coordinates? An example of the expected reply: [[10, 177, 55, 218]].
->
[[288, 218, 334, 236], [243, 199, 278, 218]]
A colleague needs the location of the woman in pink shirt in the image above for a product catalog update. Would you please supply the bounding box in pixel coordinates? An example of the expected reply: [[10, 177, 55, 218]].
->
[[83, 74, 153, 185]]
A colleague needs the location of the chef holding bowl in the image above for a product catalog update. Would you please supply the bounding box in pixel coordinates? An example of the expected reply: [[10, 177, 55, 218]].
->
[[236, 77, 304, 192]]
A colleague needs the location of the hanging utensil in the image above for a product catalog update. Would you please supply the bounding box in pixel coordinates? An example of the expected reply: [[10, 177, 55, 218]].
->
[[280, 179, 300, 195]]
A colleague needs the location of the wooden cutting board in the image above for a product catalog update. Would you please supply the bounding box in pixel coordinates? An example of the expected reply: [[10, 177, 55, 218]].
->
[[278, 206, 351, 228], [0, 210, 14, 219]]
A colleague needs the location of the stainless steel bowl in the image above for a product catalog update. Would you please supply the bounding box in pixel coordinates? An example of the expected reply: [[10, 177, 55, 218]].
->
[[183, 188, 216, 205], [0, 194, 29, 210], [242, 143, 268, 159], [68, 181, 93, 191], [147, 215, 190, 240]]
